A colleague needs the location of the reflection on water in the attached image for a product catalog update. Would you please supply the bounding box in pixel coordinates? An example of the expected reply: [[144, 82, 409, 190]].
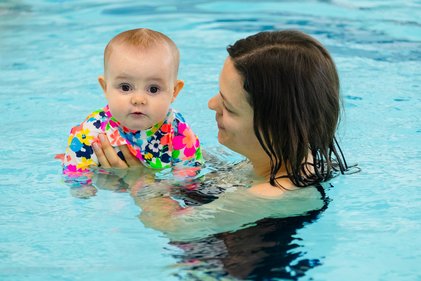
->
[[165, 166, 329, 280], [66, 150, 328, 280], [171, 206, 327, 280]]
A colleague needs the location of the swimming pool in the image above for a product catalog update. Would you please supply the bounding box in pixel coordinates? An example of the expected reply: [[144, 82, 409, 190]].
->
[[0, 0, 420, 280]]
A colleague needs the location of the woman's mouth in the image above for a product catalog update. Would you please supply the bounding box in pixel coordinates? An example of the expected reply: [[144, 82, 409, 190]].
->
[[216, 118, 224, 129]]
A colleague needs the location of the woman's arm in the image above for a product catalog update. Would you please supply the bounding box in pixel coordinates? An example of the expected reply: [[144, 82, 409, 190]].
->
[[134, 185, 325, 242], [91, 133, 324, 242]]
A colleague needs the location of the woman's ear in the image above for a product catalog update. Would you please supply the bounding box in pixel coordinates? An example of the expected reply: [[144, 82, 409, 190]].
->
[[98, 75, 107, 94], [171, 80, 184, 102]]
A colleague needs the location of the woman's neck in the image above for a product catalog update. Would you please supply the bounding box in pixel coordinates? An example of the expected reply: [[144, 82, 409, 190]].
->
[[247, 152, 298, 190], [247, 154, 287, 180], [249, 150, 316, 189]]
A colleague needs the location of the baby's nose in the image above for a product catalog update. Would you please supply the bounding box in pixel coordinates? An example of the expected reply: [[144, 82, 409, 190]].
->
[[131, 92, 146, 105]]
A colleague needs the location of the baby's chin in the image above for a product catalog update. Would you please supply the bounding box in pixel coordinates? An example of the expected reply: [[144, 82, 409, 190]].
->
[[121, 118, 155, 132], [121, 122, 151, 132], [127, 125, 152, 132]]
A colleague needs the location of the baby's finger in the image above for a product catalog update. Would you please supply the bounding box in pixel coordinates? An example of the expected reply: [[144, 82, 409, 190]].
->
[[98, 134, 128, 168], [119, 145, 142, 167]]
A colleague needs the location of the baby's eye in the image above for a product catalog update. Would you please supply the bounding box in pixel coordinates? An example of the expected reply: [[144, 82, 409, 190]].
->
[[119, 83, 133, 92], [148, 85, 160, 94]]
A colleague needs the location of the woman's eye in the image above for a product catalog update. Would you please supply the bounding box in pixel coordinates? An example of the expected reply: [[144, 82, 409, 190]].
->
[[119, 83, 132, 92], [223, 103, 234, 114], [148, 86, 160, 94]]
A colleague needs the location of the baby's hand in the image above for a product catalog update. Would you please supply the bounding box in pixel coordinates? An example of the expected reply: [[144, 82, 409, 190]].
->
[[54, 153, 65, 161]]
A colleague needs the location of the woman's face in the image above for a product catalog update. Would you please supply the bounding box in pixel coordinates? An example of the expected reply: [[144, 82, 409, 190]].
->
[[208, 57, 263, 159]]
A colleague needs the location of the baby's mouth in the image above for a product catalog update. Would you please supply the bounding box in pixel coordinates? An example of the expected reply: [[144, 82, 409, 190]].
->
[[130, 111, 145, 117]]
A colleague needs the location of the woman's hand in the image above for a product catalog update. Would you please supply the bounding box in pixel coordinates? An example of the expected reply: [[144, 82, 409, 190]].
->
[[93, 133, 142, 168]]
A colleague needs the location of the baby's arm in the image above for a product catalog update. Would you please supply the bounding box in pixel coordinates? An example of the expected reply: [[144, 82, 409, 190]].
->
[[63, 122, 99, 174], [171, 114, 204, 168]]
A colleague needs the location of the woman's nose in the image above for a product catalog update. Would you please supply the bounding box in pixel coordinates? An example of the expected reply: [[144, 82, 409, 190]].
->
[[208, 94, 219, 111]]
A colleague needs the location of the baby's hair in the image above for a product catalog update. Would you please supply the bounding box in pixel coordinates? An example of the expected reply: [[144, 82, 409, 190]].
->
[[103, 28, 180, 75]]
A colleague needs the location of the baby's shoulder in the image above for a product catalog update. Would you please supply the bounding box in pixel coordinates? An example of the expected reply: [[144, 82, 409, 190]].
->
[[164, 109, 194, 135], [69, 107, 109, 135], [84, 107, 109, 123], [169, 109, 187, 124]]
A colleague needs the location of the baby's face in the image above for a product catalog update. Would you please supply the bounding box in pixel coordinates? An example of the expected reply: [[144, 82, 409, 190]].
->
[[100, 43, 181, 131]]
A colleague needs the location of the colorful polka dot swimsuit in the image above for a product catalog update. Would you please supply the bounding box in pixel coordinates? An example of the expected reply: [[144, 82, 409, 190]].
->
[[63, 105, 203, 174]]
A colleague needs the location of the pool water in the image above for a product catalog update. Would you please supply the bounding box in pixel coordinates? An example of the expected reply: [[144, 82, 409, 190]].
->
[[1, 0, 420, 280]]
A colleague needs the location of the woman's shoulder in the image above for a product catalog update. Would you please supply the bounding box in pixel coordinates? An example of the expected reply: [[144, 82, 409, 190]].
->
[[247, 182, 286, 198], [247, 174, 304, 198], [247, 180, 325, 203]]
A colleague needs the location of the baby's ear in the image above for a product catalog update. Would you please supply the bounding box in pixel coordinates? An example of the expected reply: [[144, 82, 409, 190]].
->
[[98, 75, 107, 93], [172, 80, 184, 102]]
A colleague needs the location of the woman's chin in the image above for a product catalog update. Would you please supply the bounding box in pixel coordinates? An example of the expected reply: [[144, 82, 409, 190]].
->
[[217, 131, 233, 150], [217, 131, 225, 144]]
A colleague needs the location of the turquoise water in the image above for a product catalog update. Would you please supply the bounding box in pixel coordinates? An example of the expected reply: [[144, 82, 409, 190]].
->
[[1, 0, 420, 280]]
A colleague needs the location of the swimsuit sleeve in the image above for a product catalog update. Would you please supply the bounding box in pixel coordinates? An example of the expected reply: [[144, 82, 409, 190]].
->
[[63, 112, 103, 174], [171, 112, 204, 168]]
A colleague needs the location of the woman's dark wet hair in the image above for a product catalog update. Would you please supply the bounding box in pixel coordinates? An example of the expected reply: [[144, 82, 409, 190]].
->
[[227, 30, 349, 187]]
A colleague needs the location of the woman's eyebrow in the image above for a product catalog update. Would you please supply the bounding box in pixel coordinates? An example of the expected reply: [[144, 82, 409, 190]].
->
[[219, 91, 235, 109]]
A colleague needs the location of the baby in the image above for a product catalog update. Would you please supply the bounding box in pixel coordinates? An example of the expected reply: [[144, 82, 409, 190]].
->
[[63, 28, 203, 174]]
